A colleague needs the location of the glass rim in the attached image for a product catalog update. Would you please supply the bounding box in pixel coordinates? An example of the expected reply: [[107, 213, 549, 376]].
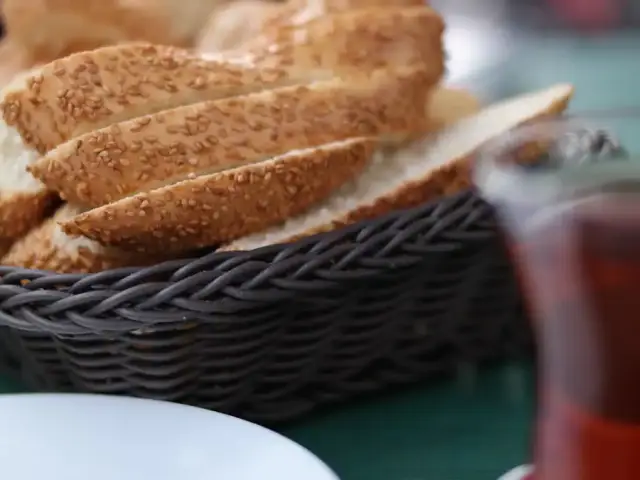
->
[[474, 117, 640, 204]]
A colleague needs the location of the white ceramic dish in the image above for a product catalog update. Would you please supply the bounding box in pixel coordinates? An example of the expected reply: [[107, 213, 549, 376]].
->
[[498, 464, 534, 480], [0, 393, 339, 480]]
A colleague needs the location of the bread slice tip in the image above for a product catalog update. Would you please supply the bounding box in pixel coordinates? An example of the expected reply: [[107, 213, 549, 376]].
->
[[2, 204, 165, 274], [0, 70, 58, 242]]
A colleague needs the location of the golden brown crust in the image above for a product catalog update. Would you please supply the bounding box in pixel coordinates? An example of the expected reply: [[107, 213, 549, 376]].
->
[[260, 0, 428, 31], [2, 204, 164, 274], [229, 6, 445, 78], [61, 138, 377, 253], [2, 0, 191, 61], [196, 0, 428, 54], [31, 68, 434, 208], [0, 240, 15, 259], [222, 86, 574, 251], [0, 190, 59, 242], [0, 43, 299, 154]]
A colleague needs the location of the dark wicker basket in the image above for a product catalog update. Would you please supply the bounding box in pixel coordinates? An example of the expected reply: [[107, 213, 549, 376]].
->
[[0, 189, 530, 423]]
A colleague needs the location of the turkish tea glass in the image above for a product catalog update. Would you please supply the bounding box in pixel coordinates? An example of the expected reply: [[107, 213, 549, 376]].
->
[[475, 118, 640, 480]]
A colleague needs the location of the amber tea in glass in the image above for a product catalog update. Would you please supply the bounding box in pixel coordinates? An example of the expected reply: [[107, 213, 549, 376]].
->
[[476, 120, 640, 480]]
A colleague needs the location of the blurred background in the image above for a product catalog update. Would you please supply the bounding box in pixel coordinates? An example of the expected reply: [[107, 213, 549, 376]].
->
[[435, 0, 637, 111]]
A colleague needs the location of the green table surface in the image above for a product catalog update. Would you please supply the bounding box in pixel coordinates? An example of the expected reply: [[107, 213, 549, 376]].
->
[[0, 364, 535, 480], [3, 21, 640, 480]]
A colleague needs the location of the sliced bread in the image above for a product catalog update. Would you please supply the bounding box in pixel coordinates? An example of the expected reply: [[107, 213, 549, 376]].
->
[[2, 0, 171, 60], [2, 204, 164, 274], [0, 43, 304, 154], [61, 138, 377, 253], [0, 67, 59, 242], [221, 84, 574, 251], [220, 6, 445, 79], [2, 0, 223, 60], [259, 0, 429, 32], [31, 68, 433, 208]]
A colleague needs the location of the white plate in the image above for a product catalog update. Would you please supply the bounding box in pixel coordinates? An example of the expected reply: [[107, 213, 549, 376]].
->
[[0, 394, 339, 480], [498, 465, 534, 480]]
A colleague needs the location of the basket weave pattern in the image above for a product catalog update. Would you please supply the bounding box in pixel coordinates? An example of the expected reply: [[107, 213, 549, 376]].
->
[[0, 191, 529, 422]]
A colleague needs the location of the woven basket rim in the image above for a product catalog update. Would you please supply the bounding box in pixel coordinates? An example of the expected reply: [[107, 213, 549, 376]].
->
[[0, 190, 496, 335]]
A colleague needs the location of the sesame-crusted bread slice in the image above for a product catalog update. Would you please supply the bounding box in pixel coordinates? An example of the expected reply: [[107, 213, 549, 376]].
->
[[2, 0, 223, 61], [215, 6, 445, 79], [62, 138, 377, 253], [2, 204, 164, 274], [31, 68, 434, 208], [0, 190, 58, 243], [196, 0, 427, 53], [1, 43, 304, 154], [221, 84, 574, 251], [0, 67, 59, 243]]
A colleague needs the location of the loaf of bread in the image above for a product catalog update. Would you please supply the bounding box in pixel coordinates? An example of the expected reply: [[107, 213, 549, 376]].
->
[[222, 84, 574, 251], [58, 84, 562, 255], [31, 68, 435, 208], [0, 43, 302, 242], [0, 2, 575, 269], [62, 138, 377, 253]]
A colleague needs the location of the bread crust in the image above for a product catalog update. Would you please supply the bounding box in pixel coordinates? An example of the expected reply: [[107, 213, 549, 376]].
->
[[2, 204, 164, 274], [2, 0, 221, 61], [0, 239, 15, 259], [3, 0, 170, 58], [31, 68, 434, 208], [241, 6, 445, 77], [61, 138, 377, 253], [222, 85, 574, 251], [0, 190, 59, 241], [0, 57, 55, 243], [0, 43, 298, 154], [197, 1, 436, 57], [257, 0, 430, 37]]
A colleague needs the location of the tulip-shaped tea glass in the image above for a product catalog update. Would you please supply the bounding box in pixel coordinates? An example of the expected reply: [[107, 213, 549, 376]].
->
[[476, 118, 640, 480]]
